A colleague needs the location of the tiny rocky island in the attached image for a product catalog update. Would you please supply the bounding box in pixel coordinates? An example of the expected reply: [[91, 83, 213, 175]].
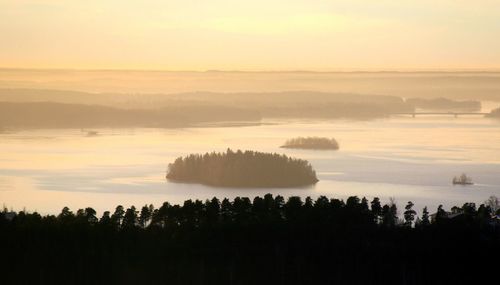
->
[[166, 149, 319, 188], [281, 137, 339, 150]]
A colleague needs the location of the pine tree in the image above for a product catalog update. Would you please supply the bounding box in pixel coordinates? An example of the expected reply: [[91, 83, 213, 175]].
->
[[139, 204, 153, 228], [403, 201, 416, 227], [421, 206, 430, 226], [371, 197, 382, 224]]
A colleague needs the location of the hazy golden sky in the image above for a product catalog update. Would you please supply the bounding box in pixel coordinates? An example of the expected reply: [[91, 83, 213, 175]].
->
[[1, 0, 499, 70]]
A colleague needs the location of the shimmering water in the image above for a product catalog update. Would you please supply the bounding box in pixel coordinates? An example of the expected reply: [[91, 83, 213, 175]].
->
[[1, 116, 500, 216]]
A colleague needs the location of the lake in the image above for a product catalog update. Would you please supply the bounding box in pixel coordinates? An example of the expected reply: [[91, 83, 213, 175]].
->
[[1, 116, 500, 217]]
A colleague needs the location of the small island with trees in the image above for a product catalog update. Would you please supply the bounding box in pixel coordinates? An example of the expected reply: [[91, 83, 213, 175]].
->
[[281, 136, 339, 150], [452, 173, 474, 185], [166, 149, 319, 188]]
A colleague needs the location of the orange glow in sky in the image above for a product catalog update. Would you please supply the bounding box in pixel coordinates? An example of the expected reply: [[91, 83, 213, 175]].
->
[[1, 0, 500, 70]]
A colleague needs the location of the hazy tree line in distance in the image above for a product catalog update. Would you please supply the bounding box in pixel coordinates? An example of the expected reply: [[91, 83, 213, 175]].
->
[[1, 90, 493, 130], [0, 102, 261, 129], [405, 97, 481, 111], [1, 194, 499, 284], [281, 137, 339, 150], [166, 149, 319, 187]]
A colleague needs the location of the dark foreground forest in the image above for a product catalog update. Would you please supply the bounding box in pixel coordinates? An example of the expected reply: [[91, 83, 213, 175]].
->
[[1, 194, 500, 285]]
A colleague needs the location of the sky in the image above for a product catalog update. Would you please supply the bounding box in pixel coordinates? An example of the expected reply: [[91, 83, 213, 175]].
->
[[1, 0, 500, 71]]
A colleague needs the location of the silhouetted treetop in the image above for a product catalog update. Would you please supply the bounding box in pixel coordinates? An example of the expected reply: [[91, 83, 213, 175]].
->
[[281, 137, 339, 150], [166, 149, 319, 188]]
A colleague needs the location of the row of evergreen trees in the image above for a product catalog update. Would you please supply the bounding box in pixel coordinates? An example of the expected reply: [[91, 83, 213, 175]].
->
[[2, 194, 499, 284], [4, 194, 498, 231], [166, 149, 319, 187]]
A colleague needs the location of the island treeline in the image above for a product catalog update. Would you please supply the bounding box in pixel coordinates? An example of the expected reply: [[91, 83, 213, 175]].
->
[[281, 137, 339, 150], [1, 194, 499, 284], [166, 149, 318, 187]]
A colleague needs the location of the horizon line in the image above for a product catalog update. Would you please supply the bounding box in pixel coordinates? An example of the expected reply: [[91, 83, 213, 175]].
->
[[2, 67, 500, 73]]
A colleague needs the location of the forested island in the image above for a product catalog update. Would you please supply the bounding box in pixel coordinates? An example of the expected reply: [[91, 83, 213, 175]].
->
[[281, 137, 339, 150], [1, 194, 499, 284], [166, 149, 318, 188]]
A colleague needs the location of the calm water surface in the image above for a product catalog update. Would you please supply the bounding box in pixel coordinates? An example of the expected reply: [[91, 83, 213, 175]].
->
[[1, 116, 500, 216]]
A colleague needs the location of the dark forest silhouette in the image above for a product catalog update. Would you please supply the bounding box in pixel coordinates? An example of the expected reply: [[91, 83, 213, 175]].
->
[[166, 149, 319, 187], [281, 137, 339, 150], [1, 194, 499, 284]]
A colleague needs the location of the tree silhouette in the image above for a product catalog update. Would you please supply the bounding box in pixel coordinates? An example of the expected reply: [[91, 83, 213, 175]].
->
[[382, 202, 398, 228], [435, 205, 447, 224], [84, 207, 98, 225], [99, 211, 111, 226], [139, 204, 153, 228], [284, 196, 303, 222], [111, 205, 125, 229], [122, 206, 138, 229], [220, 198, 233, 223], [205, 197, 221, 225], [58, 206, 74, 224], [371, 197, 382, 224], [403, 201, 416, 227], [421, 207, 430, 226], [485, 196, 499, 214]]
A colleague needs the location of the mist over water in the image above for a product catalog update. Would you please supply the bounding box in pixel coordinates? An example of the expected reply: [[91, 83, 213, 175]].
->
[[2, 70, 500, 101], [3, 2, 500, 282], [1, 116, 499, 215]]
